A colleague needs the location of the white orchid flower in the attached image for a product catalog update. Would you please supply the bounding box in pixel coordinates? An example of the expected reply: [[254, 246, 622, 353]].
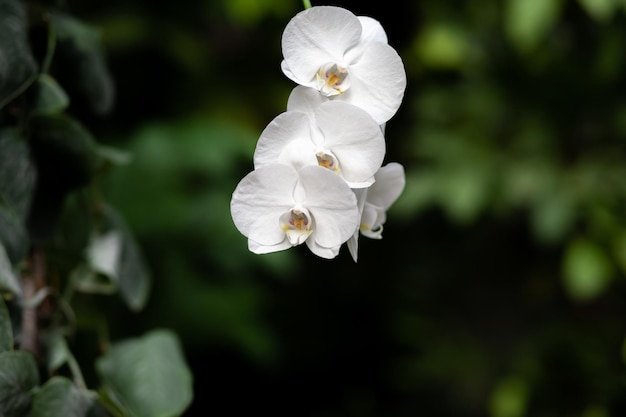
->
[[254, 94, 386, 188], [281, 6, 406, 124], [347, 162, 406, 262], [360, 162, 406, 239], [230, 164, 359, 259]]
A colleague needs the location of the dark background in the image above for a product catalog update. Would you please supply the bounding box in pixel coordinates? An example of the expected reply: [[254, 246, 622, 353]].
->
[[61, 0, 626, 416]]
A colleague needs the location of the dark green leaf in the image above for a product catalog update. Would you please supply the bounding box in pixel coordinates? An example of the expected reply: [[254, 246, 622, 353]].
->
[[96, 329, 193, 417], [0, 242, 21, 296], [28, 74, 70, 115], [0, 204, 29, 265], [0, 128, 37, 220], [49, 12, 114, 115], [0, 0, 38, 109], [48, 191, 94, 264], [104, 205, 151, 312], [31, 376, 95, 417], [0, 296, 12, 352], [20, 113, 85, 239], [27, 114, 98, 192], [0, 350, 40, 417]]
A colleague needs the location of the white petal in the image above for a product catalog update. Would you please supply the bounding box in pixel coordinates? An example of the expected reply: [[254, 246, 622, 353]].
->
[[299, 165, 359, 248], [281, 6, 362, 84], [306, 239, 342, 259], [358, 16, 388, 44], [347, 232, 359, 262], [344, 42, 407, 124], [347, 188, 368, 263], [254, 111, 318, 170], [230, 164, 297, 246], [315, 101, 386, 187], [280, 60, 304, 85], [287, 85, 328, 114], [367, 163, 406, 209], [248, 238, 292, 254]]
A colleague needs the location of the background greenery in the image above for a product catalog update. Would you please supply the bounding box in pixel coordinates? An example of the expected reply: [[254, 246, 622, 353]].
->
[[43, 0, 626, 415]]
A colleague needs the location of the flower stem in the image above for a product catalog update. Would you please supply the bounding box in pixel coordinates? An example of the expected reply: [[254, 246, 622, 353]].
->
[[302, 0, 312, 9]]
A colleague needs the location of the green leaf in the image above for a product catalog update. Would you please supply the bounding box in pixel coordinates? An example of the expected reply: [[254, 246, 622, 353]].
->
[[505, 0, 564, 52], [25, 113, 98, 241], [103, 205, 151, 312], [0, 350, 40, 417], [96, 144, 133, 167], [562, 238, 614, 302], [0, 128, 37, 220], [96, 329, 193, 417], [489, 376, 528, 417], [0, 296, 12, 352], [0, 0, 38, 109], [0, 242, 21, 296], [0, 204, 29, 266], [87, 230, 122, 279], [31, 376, 95, 417], [578, 0, 620, 22], [415, 23, 475, 70], [45, 331, 71, 372], [27, 114, 98, 192], [50, 12, 114, 115], [28, 74, 70, 115], [70, 264, 117, 295], [612, 231, 626, 274]]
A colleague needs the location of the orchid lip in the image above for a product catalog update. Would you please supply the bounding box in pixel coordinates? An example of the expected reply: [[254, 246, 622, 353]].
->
[[315, 63, 351, 97], [315, 150, 340, 173], [280, 207, 313, 245]]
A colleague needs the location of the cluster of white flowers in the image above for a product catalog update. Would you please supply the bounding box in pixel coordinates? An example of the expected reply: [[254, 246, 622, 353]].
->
[[230, 5, 407, 261]]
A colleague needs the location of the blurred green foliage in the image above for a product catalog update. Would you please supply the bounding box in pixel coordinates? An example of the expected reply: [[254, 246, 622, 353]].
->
[[45, 0, 626, 415]]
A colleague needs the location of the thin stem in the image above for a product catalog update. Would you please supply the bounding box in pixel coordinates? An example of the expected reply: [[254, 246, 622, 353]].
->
[[20, 248, 46, 356], [302, 0, 312, 9]]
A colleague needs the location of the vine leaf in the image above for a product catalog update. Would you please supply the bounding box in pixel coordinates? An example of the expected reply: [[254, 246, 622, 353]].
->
[[96, 329, 193, 417], [0, 0, 38, 110], [0, 350, 40, 417]]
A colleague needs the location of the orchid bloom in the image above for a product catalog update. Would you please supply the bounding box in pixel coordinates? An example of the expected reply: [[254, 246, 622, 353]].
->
[[281, 6, 406, 124], [254, 91, 385, 188], [360, 162, 406, 238], [230, 164, 359, 259], [347, 162, 406, 262]]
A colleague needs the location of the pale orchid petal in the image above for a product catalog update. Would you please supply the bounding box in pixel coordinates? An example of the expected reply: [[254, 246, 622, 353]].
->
[[306, 240, 342, 259], [315, 101, 385, 187], [367, 162, 406, 209], [287, 85, 328, 114], [254, 111, 317, 170], [299, 165, 359, 249], [347, 188, 368, 262], [281, 6, 362, 84], [358, 16, 388, 44], [347, 230, 359, 262], [345, 42, 406, 124], [280, 60, 300, 85], [230, 164, 297, 247], [359, 163, 405, 239], [248, 239, 292, 255], [360, 205, 383, 239]]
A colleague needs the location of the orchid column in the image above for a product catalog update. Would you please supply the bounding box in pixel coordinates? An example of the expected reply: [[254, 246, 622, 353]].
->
[[231, 5, 407, 262]]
